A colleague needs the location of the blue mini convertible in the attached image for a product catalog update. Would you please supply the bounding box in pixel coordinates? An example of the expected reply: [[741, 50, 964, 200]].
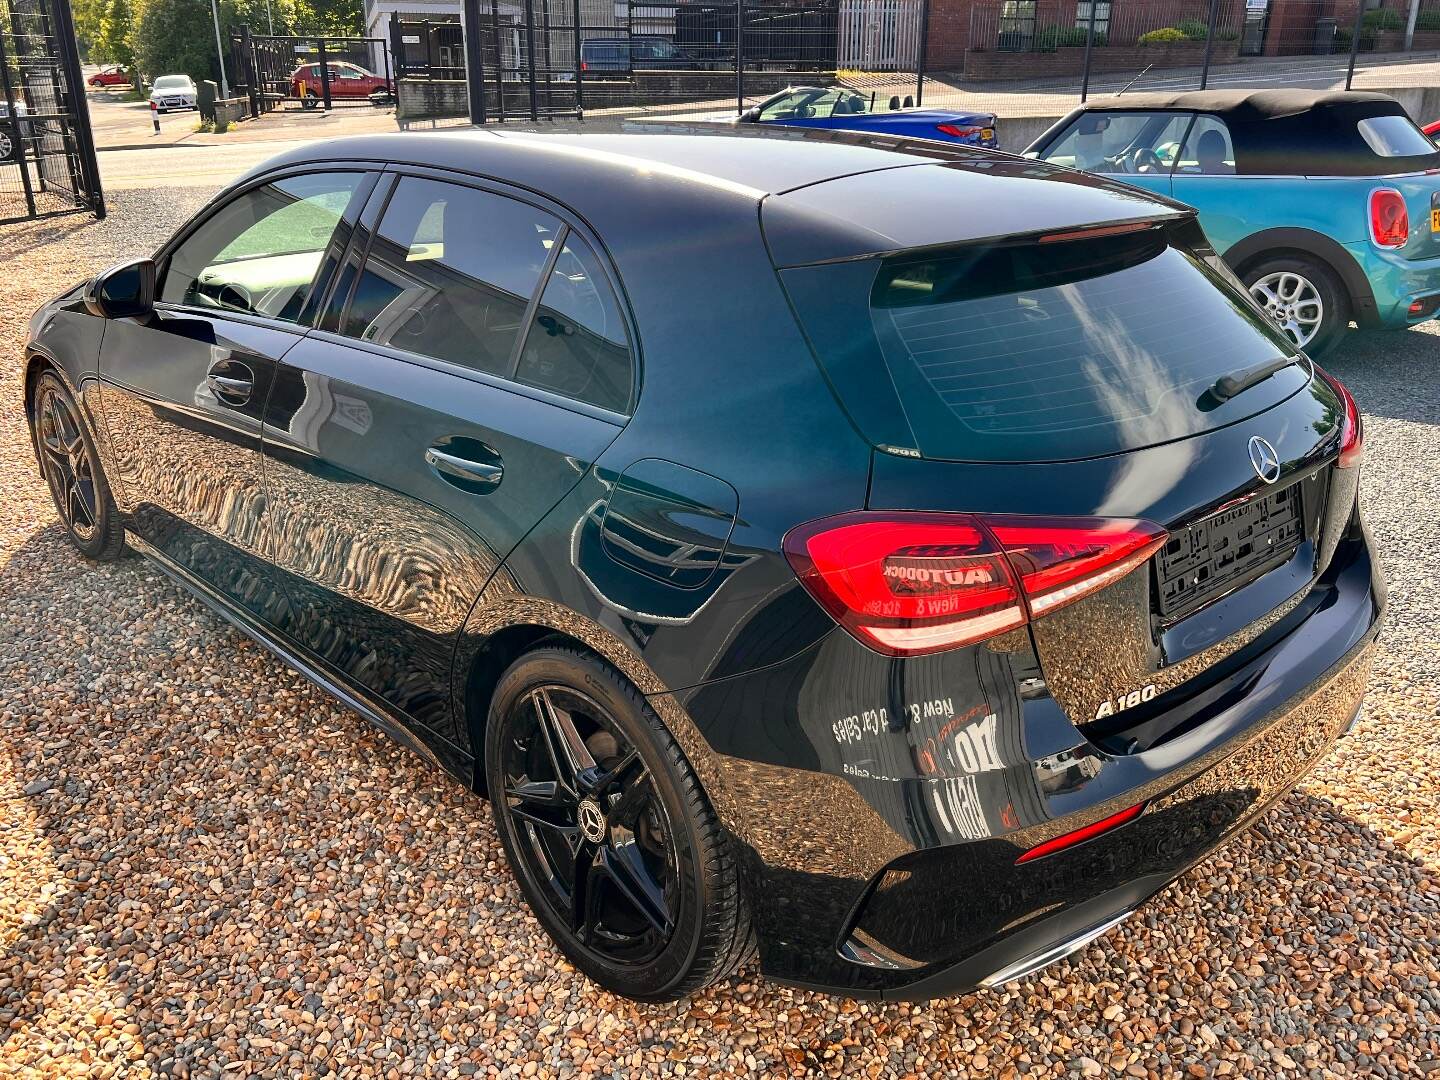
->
[[1028, 90, 1440, 355], [738, 85, 998, 149]]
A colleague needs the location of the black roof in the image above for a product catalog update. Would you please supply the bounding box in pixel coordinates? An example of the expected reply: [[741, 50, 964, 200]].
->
[[1070, 89, 1439, 176], [1074, 88, 1403, 122], [245, 127, 1188, 263]]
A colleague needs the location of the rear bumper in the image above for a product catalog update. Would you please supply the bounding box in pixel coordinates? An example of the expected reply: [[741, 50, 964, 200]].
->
[[673, 524, 1384, 999], [1348, 240, 1440, 327]]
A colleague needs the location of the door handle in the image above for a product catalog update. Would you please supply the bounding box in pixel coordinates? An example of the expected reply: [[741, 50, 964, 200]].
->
[[425, 444, 504, 490], [206, 363, 253, 404]]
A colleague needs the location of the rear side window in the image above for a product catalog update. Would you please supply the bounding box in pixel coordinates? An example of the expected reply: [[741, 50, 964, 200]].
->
[[1175, 115, 1234, 174], [781, 226, 1309, 463], [515, 234, 632, 412], [1356, 114, 1436, 157], [343, 176, 559, 376]]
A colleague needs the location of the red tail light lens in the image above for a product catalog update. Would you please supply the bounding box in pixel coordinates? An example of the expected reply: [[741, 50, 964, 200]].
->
[[784, 512, 1167, 656], [1369, 188, 1409, 249], [936, 123, 980, 138], [1316, 366, 1364, 468], [983, 517, 1168, 616]]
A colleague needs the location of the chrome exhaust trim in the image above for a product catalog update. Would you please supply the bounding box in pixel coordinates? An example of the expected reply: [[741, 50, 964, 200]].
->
[[978, 909, 1133, 988]]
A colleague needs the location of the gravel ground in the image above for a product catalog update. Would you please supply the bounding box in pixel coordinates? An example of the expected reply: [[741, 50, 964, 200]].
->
[[1, 189, 1438, 1079]]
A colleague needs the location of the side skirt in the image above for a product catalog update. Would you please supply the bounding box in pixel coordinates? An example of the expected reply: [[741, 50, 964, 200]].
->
[[126, 533, 476, 786]]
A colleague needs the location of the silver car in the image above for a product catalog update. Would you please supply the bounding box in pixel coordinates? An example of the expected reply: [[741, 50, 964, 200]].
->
[[0, 100, 28, 163], [148, 74, 198, 114]]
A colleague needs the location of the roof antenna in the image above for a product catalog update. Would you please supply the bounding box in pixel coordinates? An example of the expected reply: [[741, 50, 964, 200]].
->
[[1115, 64, 1154, 97]]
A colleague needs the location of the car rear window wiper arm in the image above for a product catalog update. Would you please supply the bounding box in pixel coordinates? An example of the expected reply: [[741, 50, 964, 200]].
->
[[1207, 354, 1303, 403]]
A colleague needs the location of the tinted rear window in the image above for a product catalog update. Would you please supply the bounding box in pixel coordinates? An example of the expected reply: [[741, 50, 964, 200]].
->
[[781, 225, 1309, 462]]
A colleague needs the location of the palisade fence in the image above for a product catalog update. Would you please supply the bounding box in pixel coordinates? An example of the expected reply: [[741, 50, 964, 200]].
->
[[226, 0, 1440, 139]]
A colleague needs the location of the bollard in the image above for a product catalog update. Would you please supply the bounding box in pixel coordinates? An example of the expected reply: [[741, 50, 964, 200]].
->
[[151, 100, 160, 135]]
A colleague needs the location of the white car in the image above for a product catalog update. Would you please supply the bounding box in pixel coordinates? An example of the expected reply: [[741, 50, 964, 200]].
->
[[149, 74, 198, 113]]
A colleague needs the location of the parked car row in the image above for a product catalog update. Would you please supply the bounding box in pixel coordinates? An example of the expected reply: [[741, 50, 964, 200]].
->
[[22, 91, 1403, 1005]]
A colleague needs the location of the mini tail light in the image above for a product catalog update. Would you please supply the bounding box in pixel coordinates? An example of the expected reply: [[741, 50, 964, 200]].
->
[[783, 512, 1166, 657], [936, 123, 980, 138], [1369, 188, 1409, 249], [1316, 366, 1364, 468]]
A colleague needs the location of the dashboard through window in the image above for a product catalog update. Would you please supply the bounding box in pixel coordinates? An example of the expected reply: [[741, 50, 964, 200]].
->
[[161, 171, 367, 323], [1040, 111, 1192, 175]]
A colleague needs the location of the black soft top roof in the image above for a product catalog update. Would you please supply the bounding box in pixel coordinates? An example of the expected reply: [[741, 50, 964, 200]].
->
[[1074, 89, 1440, 176]]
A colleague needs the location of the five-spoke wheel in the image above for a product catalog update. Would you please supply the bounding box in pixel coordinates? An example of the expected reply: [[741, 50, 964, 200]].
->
[[485, 647, 752, 1000], [30, 371, 124, 560], [500, 685, 678, 964]]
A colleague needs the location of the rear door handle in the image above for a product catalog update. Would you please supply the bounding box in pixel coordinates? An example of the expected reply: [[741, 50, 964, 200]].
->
[[425, 443, 504, 490], [206, 362, 254, 404]]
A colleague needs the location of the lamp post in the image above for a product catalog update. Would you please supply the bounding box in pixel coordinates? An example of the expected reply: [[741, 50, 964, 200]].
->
[[209, 0, 231, 98]]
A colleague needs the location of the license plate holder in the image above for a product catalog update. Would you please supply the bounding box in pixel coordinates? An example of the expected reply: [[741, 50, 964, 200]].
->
[[1155, 482, 1304, 620]]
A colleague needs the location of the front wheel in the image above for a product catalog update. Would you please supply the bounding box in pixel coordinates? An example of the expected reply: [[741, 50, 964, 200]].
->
[[30, 370, 125, 560], [484, 647, 752, 1001], [1243, 255, 1350, 357]]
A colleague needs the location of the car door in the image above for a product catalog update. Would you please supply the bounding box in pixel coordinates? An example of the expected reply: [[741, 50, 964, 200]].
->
[[95, 168, 376, 623], [261, 171, 633, 751], [1167, 114, 1250, 255], [1033, 110, 1191, 201]]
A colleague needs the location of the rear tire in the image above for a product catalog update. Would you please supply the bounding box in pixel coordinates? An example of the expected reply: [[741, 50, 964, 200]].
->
[[1242, 254, 1349, 357], [484, 646, 753, 1001], [29, 371, 125, 561]]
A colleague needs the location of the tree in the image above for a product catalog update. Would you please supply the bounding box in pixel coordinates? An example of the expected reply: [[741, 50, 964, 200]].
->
[[133, 0, 220, 82], [72, 0, 106, 60], [97, 0, 138, 74], [293, 0, 362, 36]]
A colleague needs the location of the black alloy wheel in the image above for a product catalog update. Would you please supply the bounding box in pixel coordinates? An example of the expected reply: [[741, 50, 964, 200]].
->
[[31, 372, 125, 560], [485, 648, 752, 1000]]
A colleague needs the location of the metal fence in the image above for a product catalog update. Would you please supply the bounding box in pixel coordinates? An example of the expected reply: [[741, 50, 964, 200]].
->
[[0, 0, 103, 224], [350, 0, 1440, 142], [229, 28, 393, 115]]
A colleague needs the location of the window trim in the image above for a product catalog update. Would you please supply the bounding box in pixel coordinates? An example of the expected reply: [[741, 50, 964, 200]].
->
[[151, 163, 381, 330], [325, 163, 640, 416]]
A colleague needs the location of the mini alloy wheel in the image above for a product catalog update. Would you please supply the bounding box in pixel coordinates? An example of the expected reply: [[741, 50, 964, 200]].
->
[[1249, 270, 1323, 349]]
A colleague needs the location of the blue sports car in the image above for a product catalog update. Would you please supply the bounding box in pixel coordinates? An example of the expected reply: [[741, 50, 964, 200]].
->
[[737, 85, 998, 148]]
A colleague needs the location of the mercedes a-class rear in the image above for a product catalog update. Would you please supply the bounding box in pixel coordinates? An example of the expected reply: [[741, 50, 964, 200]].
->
[[29, 131, 1382, 1002]]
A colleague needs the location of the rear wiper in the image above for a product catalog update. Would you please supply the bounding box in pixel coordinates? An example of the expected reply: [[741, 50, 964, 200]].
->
[[1206, 355, 1302, 404]]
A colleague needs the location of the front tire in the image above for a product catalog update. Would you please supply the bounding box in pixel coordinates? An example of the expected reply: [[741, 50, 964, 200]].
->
[[484, 646, 752, 1001], [1243, 255, 1349, 357], [30, 371, 125, 561]]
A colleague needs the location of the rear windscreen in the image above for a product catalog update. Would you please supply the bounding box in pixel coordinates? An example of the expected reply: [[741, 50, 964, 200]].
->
[[780, 225, 1310, 463]]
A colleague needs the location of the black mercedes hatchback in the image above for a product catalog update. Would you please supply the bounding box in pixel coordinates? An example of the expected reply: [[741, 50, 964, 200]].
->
[[24, 129, 1383, 1002]]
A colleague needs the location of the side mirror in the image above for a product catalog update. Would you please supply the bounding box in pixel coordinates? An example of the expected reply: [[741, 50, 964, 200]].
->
[[83, 258, 155, 319]]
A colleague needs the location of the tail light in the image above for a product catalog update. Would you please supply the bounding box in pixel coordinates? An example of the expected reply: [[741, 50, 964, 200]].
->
[[784, 512, 1166, 657], [1316, 366, 1364, 468], [936, 123, 980, 139], [1369, 187, 1409, 249], [580, 60, 588, 71]]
